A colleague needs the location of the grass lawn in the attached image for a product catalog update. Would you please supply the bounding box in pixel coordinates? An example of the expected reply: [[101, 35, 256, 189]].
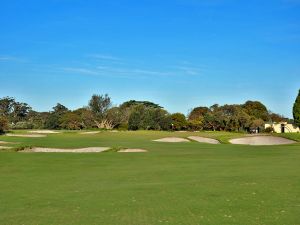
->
[[0, 131, 299, 225]]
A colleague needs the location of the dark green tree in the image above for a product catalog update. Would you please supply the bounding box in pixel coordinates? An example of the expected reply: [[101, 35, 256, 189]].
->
[[0, 97, 15, 117], [188, 106, 210, 120], [59, 112, 82, 130], [120, 100, 161, 109], [243, 101, 269, 121], [171, 113, 187, 130], [128, 109, 142, 130], [88, 94, 111, 119], [44, 103, 69, 129], [0, 117, 8, 134], [293, 89, 300, 127]]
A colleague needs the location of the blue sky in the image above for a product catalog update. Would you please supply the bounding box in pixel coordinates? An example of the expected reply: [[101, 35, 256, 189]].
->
[[0, 0, 300, 117]]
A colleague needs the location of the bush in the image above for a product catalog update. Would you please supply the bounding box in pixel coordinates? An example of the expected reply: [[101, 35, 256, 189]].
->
[[128, 110, 141, 130], [187, 119, 203, 131], [264, 127, 274, 133], [171, 113, 188, 130], [59, 112, 82, 130], [117, 123, 128, 131], [10, 121, 34, 129], [0, 117, 8, 134]]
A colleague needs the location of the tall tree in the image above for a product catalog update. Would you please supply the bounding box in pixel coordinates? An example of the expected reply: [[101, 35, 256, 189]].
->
[[188, 106, 209, 120], [53, 103, 69, 115], [171, 113, 187, 130], [44, 103, 69, 129], [0, 97, 15, 117], [293, 89, 300, 127], [11, 102, 32, 123], [120, 100, 162, 109], [0, 117, 8, 134], [88, 94, 111, 119], [243, 101, 269, 121]]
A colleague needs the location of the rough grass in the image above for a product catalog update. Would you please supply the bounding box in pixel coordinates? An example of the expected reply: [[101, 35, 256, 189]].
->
[[0, 131, 299, 225]]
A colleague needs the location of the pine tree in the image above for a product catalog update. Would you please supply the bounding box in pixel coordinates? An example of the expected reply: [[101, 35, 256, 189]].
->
[[293, 89, 300, 127]]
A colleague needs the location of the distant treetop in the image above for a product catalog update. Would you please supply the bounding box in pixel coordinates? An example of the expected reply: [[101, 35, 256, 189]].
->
[[120, 100, 162, 109]]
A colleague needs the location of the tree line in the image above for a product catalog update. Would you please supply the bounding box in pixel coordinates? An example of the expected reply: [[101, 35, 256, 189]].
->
[[1, 90, 299, 134]]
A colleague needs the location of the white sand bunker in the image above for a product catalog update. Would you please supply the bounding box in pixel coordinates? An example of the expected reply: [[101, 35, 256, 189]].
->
[[23, 147, 110, 153], [0, 141, 14, 144], [0, 146, 13, 149], [154, 137, 190, 143], [229, 136, 296, 145], [6, 134, 46, 138], [80, 131, 100, 135], [118, 148, 148, 153], [188, 136, 220, 144], [28, 130, 60, 134]]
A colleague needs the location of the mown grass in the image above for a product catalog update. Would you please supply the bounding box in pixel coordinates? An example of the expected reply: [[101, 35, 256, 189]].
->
[[0, 130, 299, 225], [278, 132, 300, 142]]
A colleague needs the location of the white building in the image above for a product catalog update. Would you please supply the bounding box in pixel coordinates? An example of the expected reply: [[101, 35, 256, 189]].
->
[[265, 122, 300, 133]]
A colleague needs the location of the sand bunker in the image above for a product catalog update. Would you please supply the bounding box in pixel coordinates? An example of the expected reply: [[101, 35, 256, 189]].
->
[[23, 147, 110, 153], [118, 148, 148, 153], [0, 141, 13, 144], [188, 136, 220, 144], [229, 136, 296, 145], [80, 131, 100, 135], [6, 134, 46, 138], [0, 146, 13, 149], [28, 130, 60, 134], [154, 137, 190, 143]]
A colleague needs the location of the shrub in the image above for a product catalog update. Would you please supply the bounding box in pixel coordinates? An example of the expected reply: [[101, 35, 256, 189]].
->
[[59, 112, 82, 130], [0, 117, 8, 134], [171, 113, 188, 130], [265, 127, 274, 133], [117, 123, 128, 131], [10, 121, 34, 129], [128, 110, 141, 130], [187, 119, 203, 131]]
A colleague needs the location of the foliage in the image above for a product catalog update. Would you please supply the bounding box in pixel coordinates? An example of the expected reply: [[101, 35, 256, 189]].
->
[[293, 89, 300, 127], [0, 97, 15, 117], [250, 118, 265, 129], [269, 112, 287, 123], [44, 114, 61, 129], [44, 103, 69, 129], [0, 117, 8, 134], [265, 126, 274, 133], [0, 95, 293, 132], [88, 94, 111, 119], [73, 108, 95, 129], [128, 105, 171, 130], [187, 118, 203, 131], [10, 121, 34, 129], [243, 101, 269, 121], [120, 100, 162, 109], [0, 97, 32, 123], [188, 106, 209, 120], [53, 103, 69, 115], [128, 108, 142, 130], [171, 113, 187, 130], [59, 112, 82, 130]]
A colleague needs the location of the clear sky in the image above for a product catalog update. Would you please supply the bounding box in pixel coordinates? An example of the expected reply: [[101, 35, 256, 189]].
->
[[0, 0, 299, 117]]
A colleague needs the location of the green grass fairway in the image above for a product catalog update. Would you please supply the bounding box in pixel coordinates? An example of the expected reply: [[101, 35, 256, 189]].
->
[[0, 131, 300, 225]]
